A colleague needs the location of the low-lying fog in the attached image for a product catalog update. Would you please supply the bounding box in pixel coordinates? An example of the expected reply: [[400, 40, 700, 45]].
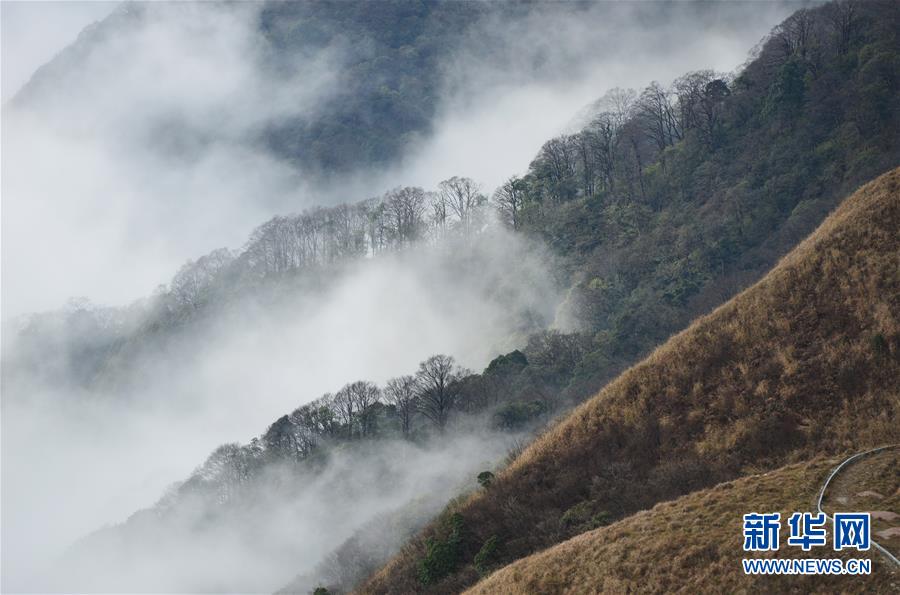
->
[[2, 1, 802, 591]]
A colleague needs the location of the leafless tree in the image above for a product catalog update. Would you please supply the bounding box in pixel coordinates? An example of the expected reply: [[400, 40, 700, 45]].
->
[[824, 0, 857, 55], [439, 176, 486, 237], [333, 385, 356, 438], [535, 136, 577, 202], [234, 175, 493, 282], [384, 375, 419, 437], [770, 7, 816, 65], [427, 190, 449, 240], [586, 112, 621, 194], [673, 71, 730, 149], [493, 176, 527, 230], [169, 248, 234, 308], [605, 87, 636, 127], [384, 186, 427, 247], [636, 81, 681, 153], [415, 354, 464, 431], [345, 380, 381, 438], [575, 130, 598, 197]]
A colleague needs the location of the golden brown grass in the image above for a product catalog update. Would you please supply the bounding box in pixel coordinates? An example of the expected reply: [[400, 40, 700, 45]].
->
[[466, 458, 899, 594], [359, 170, 900, 594], [820, 449, 900, 555]]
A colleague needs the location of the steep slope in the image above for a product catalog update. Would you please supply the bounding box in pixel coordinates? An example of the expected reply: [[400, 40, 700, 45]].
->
[[467, 456, 899, 594], [516, 0, 900, 400], [359, 168, 900, 593], [12, 0, 898, 408]]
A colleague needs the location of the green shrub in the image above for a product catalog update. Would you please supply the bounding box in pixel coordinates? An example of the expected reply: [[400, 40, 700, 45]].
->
[[493, 400, 549, 430], [561, 501, 593, 528], [477, 471, 495, 489], [473, 535, 500, 576], [871, 333, 888, 356], [418, 513, 464, 585], [562, 501, 612, 532], [591, 511, 612, 527]]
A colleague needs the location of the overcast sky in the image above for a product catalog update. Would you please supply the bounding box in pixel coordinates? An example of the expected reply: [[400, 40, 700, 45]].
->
[[1, 1, 116, 102]]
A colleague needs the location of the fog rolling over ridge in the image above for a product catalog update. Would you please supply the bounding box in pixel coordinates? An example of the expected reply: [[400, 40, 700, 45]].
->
[[54, 434, 522, 593], [1, 0, 799, 316], [1, 1, 805, 592], [2, 229, 556, 591]]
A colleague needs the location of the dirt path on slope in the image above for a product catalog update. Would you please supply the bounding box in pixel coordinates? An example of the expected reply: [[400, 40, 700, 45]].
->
[[820, 448, 900, 563]]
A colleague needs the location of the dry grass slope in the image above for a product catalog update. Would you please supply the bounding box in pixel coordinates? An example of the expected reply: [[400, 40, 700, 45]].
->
[[467, 457, 900, 594], [359, 169, 900, 594]]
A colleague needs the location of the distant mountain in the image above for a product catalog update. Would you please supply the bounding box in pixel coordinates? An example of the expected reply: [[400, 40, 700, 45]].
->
[[9, 1, 801, 180], [9, 1, 485, 176], [359, 164, 900, 593], [14, 0, 899, 403]]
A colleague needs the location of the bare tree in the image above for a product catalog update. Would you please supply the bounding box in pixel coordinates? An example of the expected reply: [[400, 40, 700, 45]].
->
[[619, 118, 648, 202], [769, 7, 817, 66], [427, 190, 449, 240], [384, 186, 427, 247], [438, 176, 485, 237], [290, 395, 339, 451], [824, 0, 857, 55], [169, 248, 234, 309], [673, 70, 730, 149], [415, 354, 464, 431], [586, 113, 620, 194], [384, 375, 419, 437], [575, 130, 598, 197], [345, 380, 381, 438], [362, 197, 389, 256], [605, 87, 636, 128], [333, 385, 356, 438], [493, 176, 527, 230], [636, 81, 681, 153], [535, 136, 577, 202]]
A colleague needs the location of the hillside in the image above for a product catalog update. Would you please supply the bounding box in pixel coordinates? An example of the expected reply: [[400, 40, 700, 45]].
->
[[14, 0, 899, 412], [11, 1, 775, 179], [513, 0, 900, 401], [8, 1, 485, 175], [467, 456, 899, 594], [5, 1, 900, 591], [358, 168, 900, 593]]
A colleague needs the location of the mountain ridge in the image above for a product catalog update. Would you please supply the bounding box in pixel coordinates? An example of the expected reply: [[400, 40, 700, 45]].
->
[[358, 166, 900, 592]]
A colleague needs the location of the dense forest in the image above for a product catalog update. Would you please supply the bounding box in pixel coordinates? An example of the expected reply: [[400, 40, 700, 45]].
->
[[258, 0, 491, 173], [511, 0, 899, 399], [11, 1, 488, 175]]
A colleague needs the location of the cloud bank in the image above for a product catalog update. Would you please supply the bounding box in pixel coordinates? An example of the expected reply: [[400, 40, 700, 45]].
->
[[2, 1, 806, 591]]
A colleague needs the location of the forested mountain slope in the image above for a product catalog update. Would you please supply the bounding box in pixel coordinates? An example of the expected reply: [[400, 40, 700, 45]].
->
[[13, 1, 775, 179], [507, 0, 900, 400], [9, 1, 484, 175], [12, 0, 899, 411], [467, 456, 899, 594], [358, 167, 900, 593]]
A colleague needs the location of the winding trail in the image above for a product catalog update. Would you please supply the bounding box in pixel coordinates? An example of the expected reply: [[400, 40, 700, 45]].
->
[[816, 445, 900, 570]]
